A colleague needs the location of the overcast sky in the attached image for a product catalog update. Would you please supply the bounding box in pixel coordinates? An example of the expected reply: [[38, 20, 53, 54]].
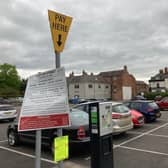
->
[[1, 0, 168, 82]]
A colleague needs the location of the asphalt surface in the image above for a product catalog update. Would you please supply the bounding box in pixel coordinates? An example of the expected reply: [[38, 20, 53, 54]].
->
[[0, 110, 168, 168]]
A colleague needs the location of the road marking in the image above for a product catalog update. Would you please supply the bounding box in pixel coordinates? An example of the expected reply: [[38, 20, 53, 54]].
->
[[114, 122, 168, 149], [127, 131, 143, 134], [0, 140, 8, 143], [119, 146, 168, 156], [148, 133, 168, 138], [0, 146, 55, 164]]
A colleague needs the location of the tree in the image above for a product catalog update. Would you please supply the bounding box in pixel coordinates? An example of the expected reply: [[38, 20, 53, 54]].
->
[[0, 63, 22, 97]]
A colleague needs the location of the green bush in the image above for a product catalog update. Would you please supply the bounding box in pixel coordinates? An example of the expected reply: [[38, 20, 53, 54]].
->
[[145, 92, 168, 100]]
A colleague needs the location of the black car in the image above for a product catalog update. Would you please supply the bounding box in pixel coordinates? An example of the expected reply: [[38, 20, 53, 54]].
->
[[7, 109, 89, 151], [124, 100, 161, 122]]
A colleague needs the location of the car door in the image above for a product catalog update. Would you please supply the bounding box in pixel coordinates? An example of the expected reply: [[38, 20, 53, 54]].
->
[[162, 98, 168, 109]]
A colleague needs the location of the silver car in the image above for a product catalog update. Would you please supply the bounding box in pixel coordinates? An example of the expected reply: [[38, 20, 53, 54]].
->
[[73, 101, 133, 134], [111, 102, 133, 134], [0, 104, 17, 122]]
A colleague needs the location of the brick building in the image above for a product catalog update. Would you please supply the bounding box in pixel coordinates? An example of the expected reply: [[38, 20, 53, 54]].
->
[[136, 81, 149, 95], [99, 66, 136, 101]]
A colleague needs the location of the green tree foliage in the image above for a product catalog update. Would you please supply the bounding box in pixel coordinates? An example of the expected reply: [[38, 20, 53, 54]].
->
[[144, 92, 168, 100], [0, 63, 22, 97]]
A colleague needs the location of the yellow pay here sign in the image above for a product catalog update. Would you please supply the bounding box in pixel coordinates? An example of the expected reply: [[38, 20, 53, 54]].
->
[[48, 10, 73, 52], [54, 136, 69, 162]]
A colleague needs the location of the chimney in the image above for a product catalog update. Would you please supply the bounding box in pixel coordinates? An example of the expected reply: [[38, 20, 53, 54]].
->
[[124, 65, 127, 72], [82, 70, 87, 76], [165, 67, 168, 74], [69, 71, 74, 78], [159, 69, 163, 74]]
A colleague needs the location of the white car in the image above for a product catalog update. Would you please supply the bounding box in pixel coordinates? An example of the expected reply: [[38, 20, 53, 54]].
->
[[0, 104, 17, 122], [111, 101, 133, 134], [73, 101, 133, 134]]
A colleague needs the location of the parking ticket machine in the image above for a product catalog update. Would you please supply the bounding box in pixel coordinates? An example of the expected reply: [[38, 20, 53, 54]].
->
[[89, 102, 114, 168]]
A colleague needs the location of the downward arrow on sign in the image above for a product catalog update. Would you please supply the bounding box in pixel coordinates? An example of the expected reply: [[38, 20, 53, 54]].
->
[[57, 34, 62, 46]]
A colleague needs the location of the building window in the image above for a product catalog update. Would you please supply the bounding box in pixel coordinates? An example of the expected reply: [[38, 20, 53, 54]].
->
[[74, 84, 79, 89], [105, 85, 109, 89], [88, 84, 93, 88], [98, 85, 101, 88], [157, 83, 160, 88]]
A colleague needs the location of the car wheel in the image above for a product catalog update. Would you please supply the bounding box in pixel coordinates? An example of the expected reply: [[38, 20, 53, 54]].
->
[[8, 130, 19, 146]]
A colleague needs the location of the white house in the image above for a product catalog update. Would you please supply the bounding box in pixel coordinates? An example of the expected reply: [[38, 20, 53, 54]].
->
[[67, 71, 111, 100], [149, 67, 168, 92]]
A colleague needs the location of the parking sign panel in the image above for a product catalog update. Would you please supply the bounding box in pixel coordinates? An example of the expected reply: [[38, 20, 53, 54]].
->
[[18, 67, 70, 131]]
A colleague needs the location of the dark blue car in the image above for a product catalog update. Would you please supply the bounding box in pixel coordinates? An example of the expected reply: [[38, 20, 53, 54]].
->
[[124, 100, 161, 122]]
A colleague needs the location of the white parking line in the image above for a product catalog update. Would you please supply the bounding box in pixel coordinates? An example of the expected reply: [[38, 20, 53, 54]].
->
[[0, 146, 55, 164], [148, 133, 168, 138], [127, 131, 143, 135], [114, 122, 168, 149], [119, 146, 168, 156], [0, 140, 8, 143]]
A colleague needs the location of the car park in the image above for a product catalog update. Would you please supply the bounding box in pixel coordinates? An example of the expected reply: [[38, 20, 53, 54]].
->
[[73, 101, 133, 134], [0, 104, 17, 122], [7, 108, 90, 150], [156, 97, 168, 110], [129, 109, 144, 127], [124, 100, 161, 122]]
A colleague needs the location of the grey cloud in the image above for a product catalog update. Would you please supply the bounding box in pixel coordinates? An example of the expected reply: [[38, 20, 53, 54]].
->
[[1, 0, 168, 82]]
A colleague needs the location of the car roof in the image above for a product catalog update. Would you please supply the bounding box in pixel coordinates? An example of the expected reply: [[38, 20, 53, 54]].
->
[[127, 100, 154, 103], [73, 101, 122, 106], [73, 101, 100, 106]]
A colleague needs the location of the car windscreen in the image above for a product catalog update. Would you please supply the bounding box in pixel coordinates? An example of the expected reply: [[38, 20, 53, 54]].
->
[[148, 102, 159, 109], [0, 105, 15, 111], [112, 104, 129, 113], [70, 109, 89, 126]]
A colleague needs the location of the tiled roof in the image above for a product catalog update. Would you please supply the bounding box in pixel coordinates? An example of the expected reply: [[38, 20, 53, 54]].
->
[[67, 75, 110, 84], [99, 70, 124, 77], [149, 73, 168, 81]]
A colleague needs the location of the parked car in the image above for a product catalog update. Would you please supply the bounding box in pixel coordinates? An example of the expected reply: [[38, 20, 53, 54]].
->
[[111, 102, 133, 134], [0, 104, 17, 122], [132, 95, 146, 100], [124, 100, 161, 122], [73, 101, 133, 134], [156, 97, 168, 110], [7, 109, 90, 150], [154, 95, 162, 101], [129, 109, 144, 127]]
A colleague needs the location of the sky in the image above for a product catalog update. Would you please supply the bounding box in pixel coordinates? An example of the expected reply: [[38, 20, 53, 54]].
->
[[0, 0, 168, 83]]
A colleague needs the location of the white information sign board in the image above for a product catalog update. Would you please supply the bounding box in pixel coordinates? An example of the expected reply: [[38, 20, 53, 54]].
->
[[18, 67, 70, 131], [99, 102, 112, 136]]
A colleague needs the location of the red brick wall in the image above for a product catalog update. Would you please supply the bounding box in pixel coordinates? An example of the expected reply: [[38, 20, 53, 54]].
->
[[102, 71, 136, 101]]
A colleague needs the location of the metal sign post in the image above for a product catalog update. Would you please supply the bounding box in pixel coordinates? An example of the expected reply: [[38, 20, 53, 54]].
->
[[55, 51, 63, 168], [35, 130, 41, 168], [48, 9, 73, 168]]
